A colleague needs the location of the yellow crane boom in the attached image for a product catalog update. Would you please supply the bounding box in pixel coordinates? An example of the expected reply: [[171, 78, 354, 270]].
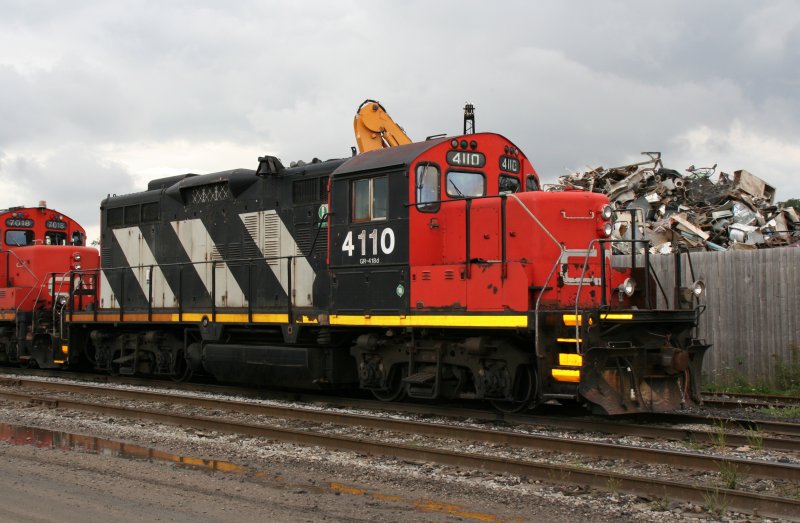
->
[[353, 99, 412, 153]]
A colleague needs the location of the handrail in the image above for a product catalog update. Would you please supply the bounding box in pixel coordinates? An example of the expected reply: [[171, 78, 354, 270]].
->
[[69, 253, 304, 323], [572, 239, 602, 353], [507, 194, 564, 358], [571, 236, 689, 350]]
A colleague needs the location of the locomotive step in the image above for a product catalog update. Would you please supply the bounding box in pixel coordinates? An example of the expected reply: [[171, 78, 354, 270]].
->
[[402, 371, 437, 385]]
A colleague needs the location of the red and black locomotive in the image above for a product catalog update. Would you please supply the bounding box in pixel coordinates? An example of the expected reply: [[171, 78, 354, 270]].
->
[[1, 131, 709, 415]]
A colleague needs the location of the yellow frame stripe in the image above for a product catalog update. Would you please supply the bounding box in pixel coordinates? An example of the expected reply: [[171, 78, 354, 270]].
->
[[562, 314, 582, 326], [600, 313, 634, 320], [329, 315, 527, 328], [68, 312, 289, 324], [556, 338, 582, 344], [67, 312, 526, 328]]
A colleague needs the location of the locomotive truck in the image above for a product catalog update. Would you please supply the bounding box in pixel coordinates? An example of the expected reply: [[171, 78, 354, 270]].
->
[[0, 103, 709, 414]]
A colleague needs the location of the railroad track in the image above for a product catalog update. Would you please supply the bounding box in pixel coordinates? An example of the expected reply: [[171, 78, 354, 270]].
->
[[2, 368, 800, 451], [1, 376, 800, 518], [703, 391, 800, 411]]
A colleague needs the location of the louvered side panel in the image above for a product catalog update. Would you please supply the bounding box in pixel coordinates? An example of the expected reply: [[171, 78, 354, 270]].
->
[[263, 212, 281, 268]]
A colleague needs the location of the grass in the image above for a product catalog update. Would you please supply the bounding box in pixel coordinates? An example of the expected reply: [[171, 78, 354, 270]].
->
[[605, 477, 621, 495], [777, 482, 800, 500], [717, 461, 739, 490], [758, 405, 800, 419], [745, 429, 764, 450], [650, 497, 669, 512], [704, 344, 800, 396], [683, 439, 704, 451], [710, 420, 727, 452], [703, 489, 728, 516]]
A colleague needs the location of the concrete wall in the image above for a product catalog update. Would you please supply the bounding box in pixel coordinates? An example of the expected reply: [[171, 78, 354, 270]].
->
[[615, 247, 800, 386]]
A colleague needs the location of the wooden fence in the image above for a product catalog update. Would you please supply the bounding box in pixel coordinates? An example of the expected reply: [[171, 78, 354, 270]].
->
[[615, 247, 800, 386]]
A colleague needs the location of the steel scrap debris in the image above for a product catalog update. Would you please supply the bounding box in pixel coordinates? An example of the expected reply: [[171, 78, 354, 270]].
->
[[556, 152, 800, 254]]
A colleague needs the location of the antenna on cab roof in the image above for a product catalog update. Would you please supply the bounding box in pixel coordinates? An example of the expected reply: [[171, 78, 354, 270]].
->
[[463, 102, 475, 135]]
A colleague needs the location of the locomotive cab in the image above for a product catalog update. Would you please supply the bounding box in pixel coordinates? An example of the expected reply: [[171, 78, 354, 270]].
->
[[339, 135, 708, 414]]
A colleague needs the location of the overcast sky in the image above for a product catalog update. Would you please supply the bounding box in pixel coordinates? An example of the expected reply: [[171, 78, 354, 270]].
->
[[1, 0, 798, 242]]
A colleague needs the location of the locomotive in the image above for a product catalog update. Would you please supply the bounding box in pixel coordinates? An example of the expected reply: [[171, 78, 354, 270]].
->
[[1, 107, 709, 415], [0, 203, 98, 367]]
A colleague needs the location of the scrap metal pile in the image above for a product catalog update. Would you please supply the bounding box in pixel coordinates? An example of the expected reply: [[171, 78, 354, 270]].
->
[[556, 152, 800, 254]]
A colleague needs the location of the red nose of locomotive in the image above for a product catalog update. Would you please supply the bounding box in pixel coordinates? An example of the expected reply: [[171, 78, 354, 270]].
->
[[0, 246, 100, 310]]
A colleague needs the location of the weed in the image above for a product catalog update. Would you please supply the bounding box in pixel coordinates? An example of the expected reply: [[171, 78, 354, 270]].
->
[[605, 477, 621, 495], [683, 438, 704, 451], [650, 496, 669, 512], [703, 488, 728, 516], [710, 420, 727, 451], [774, 344, 800, 395], [745, 429, 764, 450], [777, 482, 800, 500], [717, 460, 739, 489], [547, 468, 572, 484]]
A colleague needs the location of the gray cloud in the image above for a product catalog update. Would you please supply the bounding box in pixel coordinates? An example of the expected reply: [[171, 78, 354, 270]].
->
[[0, 0, 798, 234]]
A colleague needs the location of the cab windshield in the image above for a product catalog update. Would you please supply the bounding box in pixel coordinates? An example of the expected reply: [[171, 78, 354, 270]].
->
[[5, 230, 34, 246], [446, 171, 485, 198]]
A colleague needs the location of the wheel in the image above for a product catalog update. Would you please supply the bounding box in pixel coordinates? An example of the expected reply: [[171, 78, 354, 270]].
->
[[171, 351, 193, 383], [83, 339, 98, 367], [490, 365, 537, 413], [371, 364, 407, 402]]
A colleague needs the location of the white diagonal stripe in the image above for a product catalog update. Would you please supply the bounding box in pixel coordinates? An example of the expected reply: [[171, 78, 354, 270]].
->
[[99, 269, 117, 309], [240, 210, 316, 307], [112, 226, 176, 307], [170, 218, 246, 307]]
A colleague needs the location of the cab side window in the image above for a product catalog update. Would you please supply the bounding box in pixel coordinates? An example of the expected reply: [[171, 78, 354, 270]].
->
[[526, 175, 540, 192], [45, 232, 67, 245], [352, 176, 388, 222], [415, 164, 440, 212], [499, 175, 520, 194]]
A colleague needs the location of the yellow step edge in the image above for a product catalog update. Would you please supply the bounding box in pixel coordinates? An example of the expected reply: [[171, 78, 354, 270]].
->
[[558, 353, 583, 367], [551, 368, 580, 383]]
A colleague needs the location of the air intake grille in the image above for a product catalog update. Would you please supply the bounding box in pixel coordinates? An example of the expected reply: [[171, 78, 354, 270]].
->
[[188, 183, 231, 205]]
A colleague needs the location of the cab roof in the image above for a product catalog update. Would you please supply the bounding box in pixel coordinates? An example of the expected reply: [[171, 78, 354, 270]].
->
[[332, 138, 449, 177]]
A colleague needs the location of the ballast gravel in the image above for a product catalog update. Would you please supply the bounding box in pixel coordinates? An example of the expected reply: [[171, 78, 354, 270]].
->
[[0, 374, 788, 522]]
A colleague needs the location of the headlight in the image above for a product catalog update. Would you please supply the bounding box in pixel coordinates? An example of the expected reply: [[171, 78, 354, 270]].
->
[[74, 263, 81, 270], [622, 277, 636, 296], [692, 280, 706, 298], [602, 222, 613, 237], [601, 204, 613, 221]]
